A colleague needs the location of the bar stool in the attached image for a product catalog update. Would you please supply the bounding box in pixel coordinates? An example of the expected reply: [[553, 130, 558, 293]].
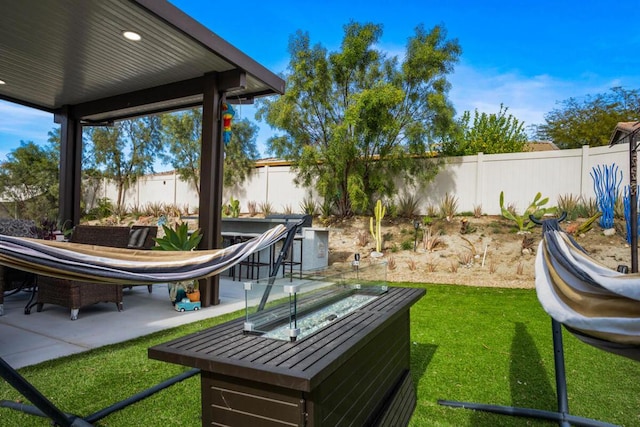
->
[[272, 234, 303, 282]]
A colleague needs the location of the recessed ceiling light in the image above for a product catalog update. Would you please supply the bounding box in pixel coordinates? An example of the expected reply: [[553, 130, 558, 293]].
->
[[122, 31, 141, 41]]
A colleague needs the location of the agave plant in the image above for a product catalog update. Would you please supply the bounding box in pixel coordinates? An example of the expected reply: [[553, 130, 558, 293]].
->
[[153, 222, 203, 303], [153, 222, 202, 251]]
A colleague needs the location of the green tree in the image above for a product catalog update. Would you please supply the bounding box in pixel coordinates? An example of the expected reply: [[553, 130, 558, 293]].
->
[[535, 87, 640, 149], [0, 141, 59, 219], [160, 108, 259, 194], [257, 22, 461, 217], [440, 104, 528, 156], [88, 117, 162, 213], [50, 126, 104, 215]]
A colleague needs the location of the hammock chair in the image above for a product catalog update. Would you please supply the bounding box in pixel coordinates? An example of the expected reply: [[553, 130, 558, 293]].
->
[[0, 222, 300, 427], [440, 217, 639, 427]]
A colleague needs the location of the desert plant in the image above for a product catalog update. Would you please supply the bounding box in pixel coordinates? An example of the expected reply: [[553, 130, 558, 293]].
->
[[448, 259, 459, 273], [516, 262, 524, 275], [591, 163, 622, 229], [400, 239, 413, 251], [247, 200, 257, 217], [425, 260, 438, 272], [576, 197, 599, 219], [473, 204, 483, 218], [164, 203, 182, 218], [259, 201, 273, 217], [439, 193, 458, 221], [153, 222, 203, 302], [489, 260, 497, 274], [521, 235, 536, 253], [458, 251, 473, 268], [142, 201, 165, 217], [572, 212, 601, 236], [320, 199, 333, 218], [128, 202, 142, 217], [406, 259, 417, 271], [153, 222, 202, 252], [356, 231, 369, 247], [387, 256, 397, 270], [425, 204, 438, 217], [369, 200, 386, 253], [499, 191, 556, 232], [557, 194, 581, 221], [299, 197, 317, 215], [282, 203, 294, 215], [229, 196, 240, 218], [423, 227, 443, 252], [384, 200, 398, 219], [397, 192, 421, 219]]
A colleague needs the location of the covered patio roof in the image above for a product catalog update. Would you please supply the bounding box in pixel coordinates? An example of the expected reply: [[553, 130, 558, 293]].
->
[[0, 0, 284, 122], [0, 0, 285, 306]]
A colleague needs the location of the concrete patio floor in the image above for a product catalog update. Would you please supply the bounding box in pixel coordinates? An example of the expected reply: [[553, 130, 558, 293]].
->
[[0, 278, 249, 369]]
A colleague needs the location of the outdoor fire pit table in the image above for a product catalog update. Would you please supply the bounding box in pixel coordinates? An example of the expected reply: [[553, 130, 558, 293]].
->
[[149, 274, 424, 427]]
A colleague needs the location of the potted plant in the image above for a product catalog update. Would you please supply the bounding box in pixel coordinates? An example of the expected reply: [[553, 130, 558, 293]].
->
[[152, 222, 203, 303]]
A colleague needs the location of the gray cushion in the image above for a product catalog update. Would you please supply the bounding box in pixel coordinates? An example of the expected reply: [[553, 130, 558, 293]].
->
[[128, 227, 149, 248]]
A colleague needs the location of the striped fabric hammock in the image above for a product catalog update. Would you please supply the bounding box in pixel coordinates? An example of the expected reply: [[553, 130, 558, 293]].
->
[[0, 224, 290, 285], [536, 219, 640, 361]]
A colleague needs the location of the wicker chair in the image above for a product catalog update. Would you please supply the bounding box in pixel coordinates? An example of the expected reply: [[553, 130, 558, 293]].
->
[[0, 219, 38, 316], [36, 225, 157, 320]]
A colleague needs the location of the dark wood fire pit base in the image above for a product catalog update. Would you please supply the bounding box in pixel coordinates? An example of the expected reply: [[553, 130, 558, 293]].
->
[[149, 286, 425, 426]]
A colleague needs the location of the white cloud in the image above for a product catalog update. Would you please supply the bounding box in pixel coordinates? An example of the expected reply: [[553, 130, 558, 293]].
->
[[0, 101, 54, 146], [447, 63, 620, 130]]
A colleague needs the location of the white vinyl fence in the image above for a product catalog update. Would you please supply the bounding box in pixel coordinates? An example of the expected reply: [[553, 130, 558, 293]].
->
[[98, 143, 633, 216]]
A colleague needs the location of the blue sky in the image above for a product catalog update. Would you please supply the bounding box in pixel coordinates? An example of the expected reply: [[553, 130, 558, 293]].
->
[[2, 0, 639, 164]]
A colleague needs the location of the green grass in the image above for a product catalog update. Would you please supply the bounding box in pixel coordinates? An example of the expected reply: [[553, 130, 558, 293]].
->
[[2, 284, 640, 426]]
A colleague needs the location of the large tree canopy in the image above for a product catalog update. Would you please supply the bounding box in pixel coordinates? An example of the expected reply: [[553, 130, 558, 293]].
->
[[0, 140, 59, 219], [535, 87, 640, 149], [159, 108, 260, 195], [88, 117, 162, 213], [440, 104, 528, 156], [257, 21, 461, 216]]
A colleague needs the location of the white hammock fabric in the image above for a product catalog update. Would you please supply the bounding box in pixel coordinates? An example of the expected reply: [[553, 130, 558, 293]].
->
[[0, 224, 289, 285], [536, 220, 640, 359]]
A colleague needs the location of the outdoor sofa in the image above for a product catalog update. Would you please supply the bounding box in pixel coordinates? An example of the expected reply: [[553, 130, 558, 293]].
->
[[35, 225, 157, 320], [0, 218, 38, 316]]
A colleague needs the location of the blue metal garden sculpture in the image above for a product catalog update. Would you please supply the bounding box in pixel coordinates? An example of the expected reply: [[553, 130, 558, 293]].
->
[[591, 163, 622, 229]]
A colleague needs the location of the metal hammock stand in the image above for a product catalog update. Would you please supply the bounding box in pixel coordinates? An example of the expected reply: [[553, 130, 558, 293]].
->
[[439, 214, 631, 427]]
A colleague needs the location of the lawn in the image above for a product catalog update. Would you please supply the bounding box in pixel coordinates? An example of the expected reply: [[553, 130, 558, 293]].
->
[[1, 283, 639, 426]]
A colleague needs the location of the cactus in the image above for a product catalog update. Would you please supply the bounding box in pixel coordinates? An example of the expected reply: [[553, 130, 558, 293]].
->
[[499, 191, 556, 232], [229, 197, 240, 218], [370, 200, 386, 253]]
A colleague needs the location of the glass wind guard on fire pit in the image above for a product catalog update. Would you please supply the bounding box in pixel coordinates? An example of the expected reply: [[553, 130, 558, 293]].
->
[[243, 261, 388, 341]]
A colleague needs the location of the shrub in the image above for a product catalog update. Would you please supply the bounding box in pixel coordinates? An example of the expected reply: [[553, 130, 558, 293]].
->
[[397, 193, 421, 219], [259, 201, 273, 217], [400, 239, 413, 251], [439, 193, 458, 221], [299, 197, 317, 215], [557, 193, 581, 220], [247, 201, 257, 217]]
